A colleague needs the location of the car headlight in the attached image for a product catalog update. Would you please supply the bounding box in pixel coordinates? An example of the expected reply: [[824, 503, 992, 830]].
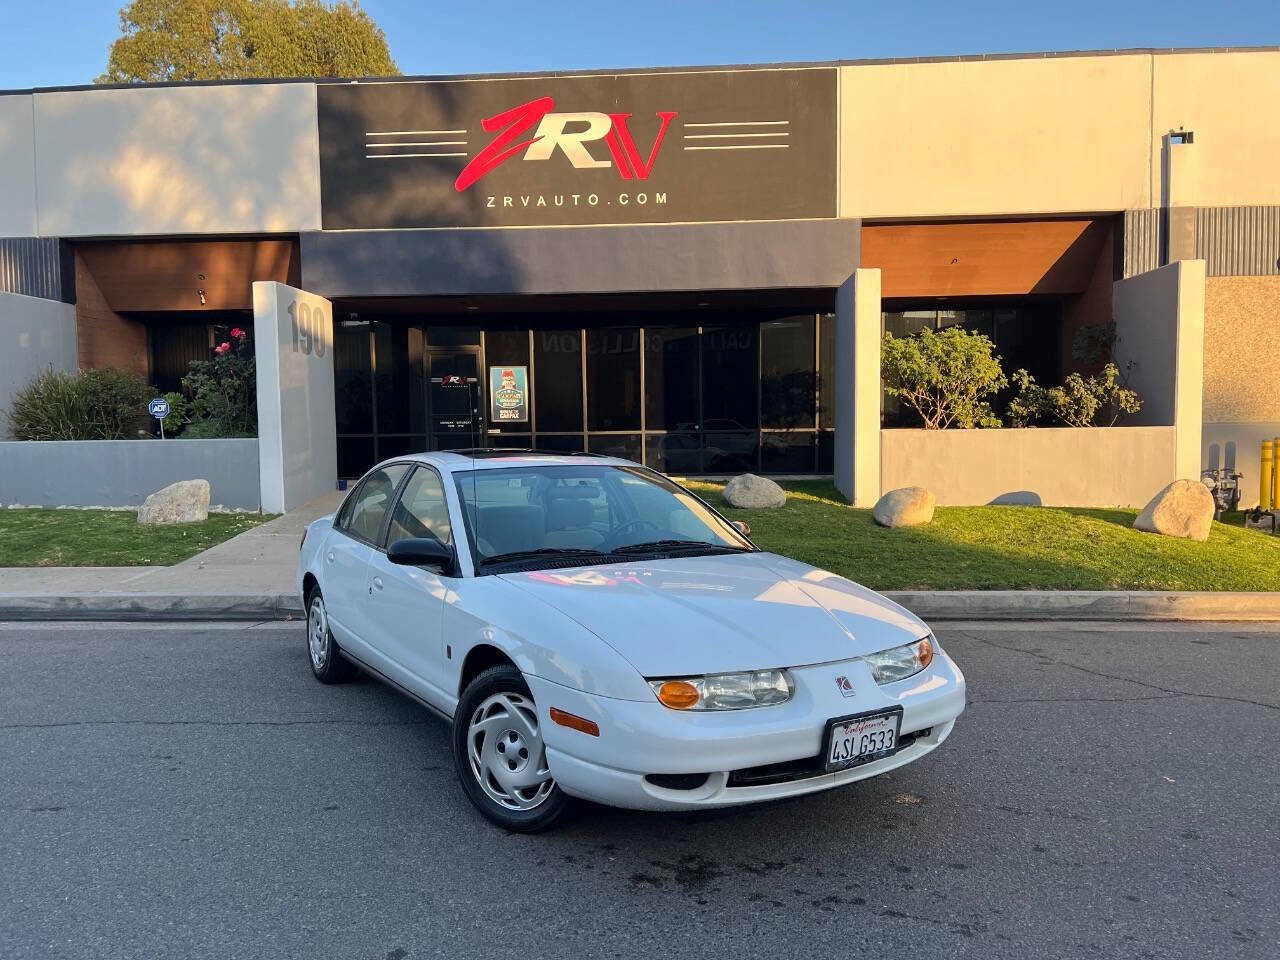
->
[[649, 669, 794, 710], [864, 635, 935, 685]]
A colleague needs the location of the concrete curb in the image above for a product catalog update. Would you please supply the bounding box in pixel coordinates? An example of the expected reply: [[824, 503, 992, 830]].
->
[[885, 590, 1280, 622], [0, 590, 1277, 623], [0, 593, 304, 622]]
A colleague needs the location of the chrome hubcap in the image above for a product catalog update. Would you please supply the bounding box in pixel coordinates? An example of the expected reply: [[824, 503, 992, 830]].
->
[[308, 596, 328, 669], [467, 692, 554, 811]]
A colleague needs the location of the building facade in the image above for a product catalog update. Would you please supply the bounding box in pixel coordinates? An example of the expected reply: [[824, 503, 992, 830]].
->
[[2, 48, 1278, 509]]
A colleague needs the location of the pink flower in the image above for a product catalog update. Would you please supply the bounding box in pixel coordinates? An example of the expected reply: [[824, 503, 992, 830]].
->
[[214, 342, 230, 355], [230, 327, 246, 340]]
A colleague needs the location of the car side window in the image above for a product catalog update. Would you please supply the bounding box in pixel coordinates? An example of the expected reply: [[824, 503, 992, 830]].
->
[[338, 464, 410, 545], [386, 466, 453, 548]]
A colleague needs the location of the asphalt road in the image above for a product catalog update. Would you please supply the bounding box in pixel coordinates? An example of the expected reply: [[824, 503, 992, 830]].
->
[[2, 620, 1277, 960]]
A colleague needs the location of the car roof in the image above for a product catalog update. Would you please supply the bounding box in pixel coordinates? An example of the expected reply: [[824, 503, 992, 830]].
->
[[373, 449, 638, 475]]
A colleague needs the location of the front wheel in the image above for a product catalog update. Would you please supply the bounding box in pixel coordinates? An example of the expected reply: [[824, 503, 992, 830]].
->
[[452, 665, 569, 832], [306, 587, 355, 684]]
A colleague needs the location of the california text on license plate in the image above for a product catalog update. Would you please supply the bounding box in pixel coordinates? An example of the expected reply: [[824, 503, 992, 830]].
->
[[825, 707, 903, 772]]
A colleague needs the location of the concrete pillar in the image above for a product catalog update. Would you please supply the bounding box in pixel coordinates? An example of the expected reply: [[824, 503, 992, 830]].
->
[[253, 281, 337, 514], [833, 268, 881, 505], [1113, 259, 1205, 481]]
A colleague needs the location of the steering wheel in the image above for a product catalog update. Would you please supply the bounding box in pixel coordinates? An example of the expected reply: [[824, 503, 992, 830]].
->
[[602, 518, 662, 550]]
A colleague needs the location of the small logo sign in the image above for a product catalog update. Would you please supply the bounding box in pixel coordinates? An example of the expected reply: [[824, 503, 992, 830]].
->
[[489, 365, 528, 423], [835, 676, 856, 698], [148, 398, 170, 420]]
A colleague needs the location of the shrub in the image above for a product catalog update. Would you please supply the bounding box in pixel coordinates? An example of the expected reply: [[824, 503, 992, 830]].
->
[[1008, 363, 1142, 427], [7, 367, 153, 440], [159, 391, 190, 436], [181, 327, 257, 437], [881, 327, 1006, 429]]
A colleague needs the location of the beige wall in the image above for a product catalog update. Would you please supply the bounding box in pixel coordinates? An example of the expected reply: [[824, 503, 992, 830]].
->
[[1152, 51, 1280, 208], [0, 95, 37, 237], [32, 83, 321, 237], [1203, 275, 1280, 423], [881, 427, 1178, 507], [839, 55, 1152, 219]]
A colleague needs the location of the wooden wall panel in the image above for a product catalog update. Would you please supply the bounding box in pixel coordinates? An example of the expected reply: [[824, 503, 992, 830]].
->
[[74, 238, 300, 313], [74, 251, 149, 376], [862, 219, 1113, 299]]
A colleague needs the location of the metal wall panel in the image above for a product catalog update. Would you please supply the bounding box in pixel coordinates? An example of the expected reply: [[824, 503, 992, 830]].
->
[[0, 237, 73, 302], [1122, 208, 1162, 277], [1196, 206, 1280, 276]]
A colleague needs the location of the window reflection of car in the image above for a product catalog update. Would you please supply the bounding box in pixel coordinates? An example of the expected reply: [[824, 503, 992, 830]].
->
[[298, 451, 964, 832]]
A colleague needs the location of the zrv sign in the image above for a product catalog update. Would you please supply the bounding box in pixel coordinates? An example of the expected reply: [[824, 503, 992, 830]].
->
[[317, 68, 837, 229]]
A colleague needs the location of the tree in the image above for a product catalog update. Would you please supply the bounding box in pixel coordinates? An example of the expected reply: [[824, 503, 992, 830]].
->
[[97, 0, 398, 84], [881, 327, 1007, 429]]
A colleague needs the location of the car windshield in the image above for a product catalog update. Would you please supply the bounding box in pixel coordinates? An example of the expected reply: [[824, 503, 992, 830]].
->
[[452, 464, 754, 571]]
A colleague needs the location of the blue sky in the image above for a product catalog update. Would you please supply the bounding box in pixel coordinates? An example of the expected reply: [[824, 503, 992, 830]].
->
[[2, 0, 1277, 89]]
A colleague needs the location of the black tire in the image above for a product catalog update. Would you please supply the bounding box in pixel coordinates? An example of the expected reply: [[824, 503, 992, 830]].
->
[[452, 664, 569, 833], [305, 586, 356, 684]]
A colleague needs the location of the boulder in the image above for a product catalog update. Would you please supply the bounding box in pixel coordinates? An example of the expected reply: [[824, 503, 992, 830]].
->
[[989, 490, 1043, 507], [1132, 480, 1215, 542], [723, 473, 787, 509], [137, 479, 211, 525], [873, 486, 936, 528]]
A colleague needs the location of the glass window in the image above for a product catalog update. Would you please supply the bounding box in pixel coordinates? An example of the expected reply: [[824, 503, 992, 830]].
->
[[818, 313, 836, 430], [586, 328, 641, 430], [533, 330, 583, 432], [377, 435, 427, 460], [702, 429, 758, 474], [760, 316, 816, 429], [883, 310, 935, 339], [484, 330, 531, 436], [453, 464, 751, 570], [644, 327, 699, 430], [588, 433, 642, 462], [701, 323, 758, 429], [335, 321, 373, 435], [534, 433, 585, 453], [762, 431, 816, 472], [646, 433, 701, 474], [337, 437, 375, 480], [375, 322, 425, 435], [387, 466, 452, 547], [339, 463, 410, 544]]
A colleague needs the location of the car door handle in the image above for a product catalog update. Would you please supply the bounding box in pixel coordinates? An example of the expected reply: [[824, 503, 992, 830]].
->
[[371, 576, 384, 591]]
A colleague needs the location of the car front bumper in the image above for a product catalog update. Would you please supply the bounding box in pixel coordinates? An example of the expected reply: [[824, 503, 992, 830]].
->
[[525, 646, 966, 811]]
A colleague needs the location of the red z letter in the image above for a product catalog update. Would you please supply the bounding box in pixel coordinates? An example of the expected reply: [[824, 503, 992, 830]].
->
[[604, 111, 677, 180], [455, 97, 554, 192]]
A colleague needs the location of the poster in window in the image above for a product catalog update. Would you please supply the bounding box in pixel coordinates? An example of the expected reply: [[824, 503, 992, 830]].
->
[[489, 366, 528, 423]]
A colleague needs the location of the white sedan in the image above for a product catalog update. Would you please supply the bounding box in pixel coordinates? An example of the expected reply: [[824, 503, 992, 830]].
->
[[297, 451, 965, 831]]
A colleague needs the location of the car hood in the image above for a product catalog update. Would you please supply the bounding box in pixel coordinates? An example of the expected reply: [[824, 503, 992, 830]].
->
[[497, 552, 928, 677]]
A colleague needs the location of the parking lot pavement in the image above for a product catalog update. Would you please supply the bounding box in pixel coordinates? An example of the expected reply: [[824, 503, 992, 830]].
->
[[2, 620, 1277, 960]]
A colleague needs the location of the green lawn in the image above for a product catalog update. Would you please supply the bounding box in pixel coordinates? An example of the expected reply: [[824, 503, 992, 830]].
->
[[685, 480, 1280, 592], [0, 509, 271, 567]]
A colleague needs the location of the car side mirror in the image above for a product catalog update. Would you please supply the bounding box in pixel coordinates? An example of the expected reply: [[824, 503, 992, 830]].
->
[[388, 537, 454, 572], [732, 520, 751, 536]]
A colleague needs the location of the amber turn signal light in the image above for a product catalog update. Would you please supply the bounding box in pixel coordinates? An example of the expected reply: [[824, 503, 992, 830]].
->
[[655, 680, 700, 710], [549, 707, 600, 737], [917, 636, 934, 669]]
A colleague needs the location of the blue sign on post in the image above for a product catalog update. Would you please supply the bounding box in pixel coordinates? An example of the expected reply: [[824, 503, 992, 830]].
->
[[149, 397, 170, 438]]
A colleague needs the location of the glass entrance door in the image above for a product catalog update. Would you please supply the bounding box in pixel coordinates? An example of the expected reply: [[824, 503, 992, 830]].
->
[[427, 349, 482, 451]]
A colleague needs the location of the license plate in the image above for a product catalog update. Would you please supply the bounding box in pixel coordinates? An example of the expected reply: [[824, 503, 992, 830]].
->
[[825, 708, 903, 772]]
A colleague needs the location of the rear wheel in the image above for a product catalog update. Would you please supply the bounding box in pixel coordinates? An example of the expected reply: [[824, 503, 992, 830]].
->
[[306, 587, 355, 684], [452, 665, 569, 832]]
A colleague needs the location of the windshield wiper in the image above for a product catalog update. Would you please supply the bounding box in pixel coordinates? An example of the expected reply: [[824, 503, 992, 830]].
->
[[609, 539, 753, 556], [477, 547, 609, 567]]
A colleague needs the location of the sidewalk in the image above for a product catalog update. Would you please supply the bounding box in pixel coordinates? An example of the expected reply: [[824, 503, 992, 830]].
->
[[1, 490, 1278, 622], [0, 492, 342, 621]]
